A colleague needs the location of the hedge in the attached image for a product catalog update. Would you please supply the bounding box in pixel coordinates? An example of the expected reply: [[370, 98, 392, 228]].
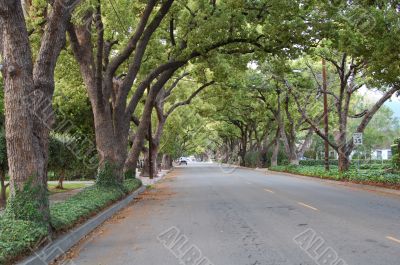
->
[[299, 160, 339, 166], [391, 138, 400, 169], [51, 179, 141, 231], [270, 165, 400, 186], [299, 159, 391, 167], [0, 178, 142, 264], [0, 219, 47, 265]]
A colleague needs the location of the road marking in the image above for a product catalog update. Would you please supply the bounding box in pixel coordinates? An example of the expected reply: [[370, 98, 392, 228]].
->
[[264, 188, 275, 194], [298, 202, 319, 211], [386, 236, 400, 244], [246, 182, 252, 185]]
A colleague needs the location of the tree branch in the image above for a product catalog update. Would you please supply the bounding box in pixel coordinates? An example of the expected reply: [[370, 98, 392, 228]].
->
[[166, 81, 214, 117], [348, 109, 368, 118], [119, 0, 175, 99], [169, 16, 176, 46], [103, 39, 118, 70], [288, 86, 339, 150], [106, 0, 157, 76], [33, 0, 81, 92], [355, 84, 400, 134], [164, 72, 190, 99], [124, 60, 187, 117]]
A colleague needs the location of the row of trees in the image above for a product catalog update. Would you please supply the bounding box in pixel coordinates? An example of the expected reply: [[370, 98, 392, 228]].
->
[[0, 1, 399, 229], [201, 57, 400, 169]]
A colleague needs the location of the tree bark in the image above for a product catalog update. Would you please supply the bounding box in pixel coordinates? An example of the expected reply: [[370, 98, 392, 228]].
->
[[124, 68, 180, 174], [1, 1, 48, 221], [141, 144, 159, 177], [0, 0, 76, 222], [68, 23, 130, 182], [271, 139, 279, 167], [161, 154, 173, 169], [338, 148, 351, 172]]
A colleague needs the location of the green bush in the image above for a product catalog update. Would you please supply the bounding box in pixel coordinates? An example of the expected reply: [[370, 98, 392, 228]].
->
[[0, 218, 47, 264], [0, 179, 142, 263], [270, 165, 400, 186], [51, 179, 141, 231], [48, 133, 98, 181], [299, 160, 339, 166], [392, 154, 400, 170], [244, 151, 261, 168], [391, 138, 400, 169], [299, 159, 391, 167]]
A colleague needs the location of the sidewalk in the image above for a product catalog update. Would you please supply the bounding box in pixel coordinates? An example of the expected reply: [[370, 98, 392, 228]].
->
[[136, 169, 172, 186], [49, 188, 86, 205]]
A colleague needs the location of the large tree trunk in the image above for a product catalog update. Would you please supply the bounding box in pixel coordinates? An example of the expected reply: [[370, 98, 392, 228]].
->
[[124, 69, 178, 175], [124, 107, 153, 176], [92, 106, 129, 182], [271, 139, 279, 167], [239, 135, 248, 167], [338, 151, 350, 172], [142, 125, 164, 177], [68, 23, 130, 183], [141, 144, 159, 177], [161, 154, 172, 170], [289, 155, 299, 166], [0, 2, 49, 222], [279, 118, 299, 165], [1, 0, 77, 224]]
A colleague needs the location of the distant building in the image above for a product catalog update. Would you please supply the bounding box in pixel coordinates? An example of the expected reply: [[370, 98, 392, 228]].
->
[[321, 149, 392, 161], [371, 149, 392, 160]]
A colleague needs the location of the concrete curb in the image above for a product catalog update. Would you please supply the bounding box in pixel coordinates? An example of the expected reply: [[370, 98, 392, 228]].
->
[[18, 185, 147, 265], [267, 169, 400, 197]]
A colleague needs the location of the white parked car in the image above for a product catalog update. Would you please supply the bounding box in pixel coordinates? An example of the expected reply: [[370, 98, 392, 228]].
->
[[179, 157, 189, 165]]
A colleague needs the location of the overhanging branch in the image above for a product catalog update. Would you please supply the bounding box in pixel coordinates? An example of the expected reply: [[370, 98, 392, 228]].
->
[[166, 81, 215, 117]]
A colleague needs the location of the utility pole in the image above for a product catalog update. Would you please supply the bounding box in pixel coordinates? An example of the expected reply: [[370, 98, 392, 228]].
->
[[147, 87, 154, 179], [322, 58, 329, 171]]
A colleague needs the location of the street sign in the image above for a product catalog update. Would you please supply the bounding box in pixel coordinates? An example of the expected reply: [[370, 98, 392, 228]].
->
[[353, 133, 363, 146]]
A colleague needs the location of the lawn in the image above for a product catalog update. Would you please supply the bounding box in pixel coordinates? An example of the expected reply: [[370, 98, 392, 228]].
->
[[3, 182, 89, 198], [48, 182, 89, 194]]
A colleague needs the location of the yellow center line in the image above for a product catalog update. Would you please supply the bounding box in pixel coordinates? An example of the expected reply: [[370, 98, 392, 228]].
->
[[264, 188, 275, 194], [386, 236, 400, 244], [298, 202, 319, 211]]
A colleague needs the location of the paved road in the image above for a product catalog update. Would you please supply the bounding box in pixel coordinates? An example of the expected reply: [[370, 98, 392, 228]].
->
[[66, 164, 400, 265]]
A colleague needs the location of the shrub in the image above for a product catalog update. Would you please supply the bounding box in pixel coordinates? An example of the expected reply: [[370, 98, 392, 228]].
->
[[299, 159, 391, 167], [392, 154, 400, 170], [244, 151, 260, 168], [299, 160, 339, 166], [391, 138, 400, 169], [51, 178, 141, 231], [270, 165, 400, 186], [48, 134, 98, 182], [0, 218, 47, 264], [0, 179, 142, 263]]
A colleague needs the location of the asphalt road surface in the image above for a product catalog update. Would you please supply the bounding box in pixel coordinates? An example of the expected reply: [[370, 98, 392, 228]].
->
[[65, 163, 400, 265]]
